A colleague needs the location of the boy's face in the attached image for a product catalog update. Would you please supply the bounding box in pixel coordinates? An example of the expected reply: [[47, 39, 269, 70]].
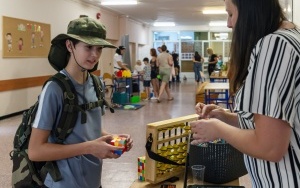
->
[[69, 41, 103, 70]]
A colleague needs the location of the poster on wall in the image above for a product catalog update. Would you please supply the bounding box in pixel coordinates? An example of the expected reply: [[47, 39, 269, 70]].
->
[[2, 16, 51, 58]]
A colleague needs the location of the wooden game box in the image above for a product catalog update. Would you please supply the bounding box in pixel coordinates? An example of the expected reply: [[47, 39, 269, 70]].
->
[[145, 114, 199, 184]]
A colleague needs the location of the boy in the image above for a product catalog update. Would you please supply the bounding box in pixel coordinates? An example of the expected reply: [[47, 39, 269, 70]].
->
[[142, 57, 151, 100], [28, 16, 133, 188]]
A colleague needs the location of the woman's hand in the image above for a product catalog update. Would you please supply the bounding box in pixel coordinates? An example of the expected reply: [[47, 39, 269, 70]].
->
[[195, 103, 227, 120], [190, 118, 225, 145]]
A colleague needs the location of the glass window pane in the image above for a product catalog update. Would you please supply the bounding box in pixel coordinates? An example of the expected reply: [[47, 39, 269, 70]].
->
[[210, 42, 223, 56], [210, 32, 232, 40], [153, 42, 179, 53], [153, 31, 179, 41], [194, 32, 208, 40], [180, 31, 194, 40]]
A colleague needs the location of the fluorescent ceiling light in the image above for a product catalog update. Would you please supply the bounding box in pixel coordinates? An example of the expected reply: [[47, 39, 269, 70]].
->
[[101, 1, 137, 5], [153, 22, 175, 27], [203, 10, 227, 14], [180, 36, 192, 40], [214, 33, 228, 40], [209, 21, 227, 27]]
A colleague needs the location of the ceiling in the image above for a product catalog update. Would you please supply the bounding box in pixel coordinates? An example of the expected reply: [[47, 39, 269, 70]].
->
[[80, 0, 228, 27]]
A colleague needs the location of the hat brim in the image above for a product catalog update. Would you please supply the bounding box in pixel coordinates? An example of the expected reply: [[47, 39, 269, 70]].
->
[[52, 33, 116, 48], [48, 33, 116, 72]]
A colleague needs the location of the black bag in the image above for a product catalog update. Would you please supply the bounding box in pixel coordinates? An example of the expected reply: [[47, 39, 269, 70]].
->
[[189, 142, 247, 184], [10, 73, 114, 188]]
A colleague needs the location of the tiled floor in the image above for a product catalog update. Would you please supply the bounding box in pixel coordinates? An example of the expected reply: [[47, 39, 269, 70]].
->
[[0, 78, 252, 188]]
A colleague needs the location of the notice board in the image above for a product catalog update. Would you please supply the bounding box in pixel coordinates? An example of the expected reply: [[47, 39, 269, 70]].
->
[[2, 16, 51, 58]]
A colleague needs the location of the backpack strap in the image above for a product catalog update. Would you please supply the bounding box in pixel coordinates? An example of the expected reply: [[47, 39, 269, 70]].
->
[[40, 72, 80, 182], [50, 73, 80, 143], [89, 73, 114, 113], [41, 73, 114, 182]]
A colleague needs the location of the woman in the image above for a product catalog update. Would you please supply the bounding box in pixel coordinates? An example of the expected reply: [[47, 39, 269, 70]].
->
[[28, 17, 133, 188], [149, 48, 160, 100], [113, 45, 129, 74], [191, 0, 300, 187], [207, 48, 218, 76], [156, 45, 173, 103], [192, 51, 204, 83]]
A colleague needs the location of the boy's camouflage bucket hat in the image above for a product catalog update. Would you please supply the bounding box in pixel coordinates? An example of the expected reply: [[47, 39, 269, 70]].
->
[[48, 17, 116, 71]]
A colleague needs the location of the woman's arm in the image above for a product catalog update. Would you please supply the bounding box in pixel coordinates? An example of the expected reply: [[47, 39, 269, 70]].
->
[[117, 61, 129, 70], [196, 103, 239, 127], [168, 54, 173, 66], [209, 55, 218, 64], [191, 114, 291, 162], [221, 114, 291, 162]]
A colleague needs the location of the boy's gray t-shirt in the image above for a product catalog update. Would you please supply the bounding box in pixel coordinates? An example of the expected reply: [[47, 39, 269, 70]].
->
[[33, 69, 103, 188]]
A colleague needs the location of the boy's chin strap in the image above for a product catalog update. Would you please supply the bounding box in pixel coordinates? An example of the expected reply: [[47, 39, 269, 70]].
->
[[70, 46, 87, 72]]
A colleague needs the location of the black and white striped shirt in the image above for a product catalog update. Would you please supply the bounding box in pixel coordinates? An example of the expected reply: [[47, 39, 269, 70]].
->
[[235, 28, 300, 187]]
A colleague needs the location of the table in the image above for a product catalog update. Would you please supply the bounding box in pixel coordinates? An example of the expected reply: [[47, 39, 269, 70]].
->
[[204, 83, 230, 109], [209, 75, 228, 83], [130, 173, 240, 188]]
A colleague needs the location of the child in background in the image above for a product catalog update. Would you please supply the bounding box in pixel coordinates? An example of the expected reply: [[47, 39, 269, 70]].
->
[[134, 60, 144, 74], [142, 57, 151, 100], [216, 55, 224, 70]]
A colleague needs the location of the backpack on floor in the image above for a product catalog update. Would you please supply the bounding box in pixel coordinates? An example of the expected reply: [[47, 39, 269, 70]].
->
[[10, 72, 114, 188]]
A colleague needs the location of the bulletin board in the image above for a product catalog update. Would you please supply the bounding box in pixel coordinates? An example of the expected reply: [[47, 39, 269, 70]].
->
[[2, 16, 51, 58]]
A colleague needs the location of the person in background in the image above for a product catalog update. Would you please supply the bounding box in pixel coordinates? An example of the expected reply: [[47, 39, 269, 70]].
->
[[133, 59, 144, 92], [207, 47, 218, 76], [113, 46, 129, 74], [142, 57, 151, 100], [191, 0, 300, 187], [156, 45, 173, 103], [134, 60, 144, 74], [216, 55, 223, 70], [28, 17, 133, 188], [192, 51, 204, 83], [172, 51, 180, 82], [157, 46, 162, 53], [149, 48, 159, 100]]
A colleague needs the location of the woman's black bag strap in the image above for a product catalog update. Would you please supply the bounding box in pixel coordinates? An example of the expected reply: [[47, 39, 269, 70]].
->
[[145, 133, 185, 166]]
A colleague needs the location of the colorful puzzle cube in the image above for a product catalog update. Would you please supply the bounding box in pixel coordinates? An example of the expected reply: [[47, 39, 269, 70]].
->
[[110, 136, 127, 155], [138, 156, 146, 181]]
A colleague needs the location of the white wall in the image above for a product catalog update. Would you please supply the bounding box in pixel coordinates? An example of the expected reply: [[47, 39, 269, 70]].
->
[[294, 0, 300, 26], [0, 0, 150, 116]]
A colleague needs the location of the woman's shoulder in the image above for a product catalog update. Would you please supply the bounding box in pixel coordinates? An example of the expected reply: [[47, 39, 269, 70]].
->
[[257, 28, 300, 50]]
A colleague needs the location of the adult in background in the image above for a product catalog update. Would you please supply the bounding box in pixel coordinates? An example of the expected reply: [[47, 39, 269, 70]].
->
[[149, 48, 159, 100], [207, 47, 218, 76], [172, 51, 180, 82], [156, 45, 173, 103], [192, 51, 204, 83], [191, 0, 300, 187], [113, 46, 129, 74]]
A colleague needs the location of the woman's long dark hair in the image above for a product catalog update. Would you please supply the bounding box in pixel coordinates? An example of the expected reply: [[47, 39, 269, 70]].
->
[[229, 0, 286, 94], [194, 51, 201, 62], [115, 47, 122, 55], [150, 48, 157, 57]]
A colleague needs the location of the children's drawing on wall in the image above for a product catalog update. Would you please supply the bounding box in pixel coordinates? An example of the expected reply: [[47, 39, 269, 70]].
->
[[18, 38, 23, 53], [2, 16, 50, 57], [31, 32, 36, 48], [39, 30, 44, 47], [5, 33, 13, 52]]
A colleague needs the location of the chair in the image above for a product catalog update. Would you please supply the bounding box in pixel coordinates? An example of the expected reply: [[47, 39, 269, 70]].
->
[[102, 73, 116, 101]]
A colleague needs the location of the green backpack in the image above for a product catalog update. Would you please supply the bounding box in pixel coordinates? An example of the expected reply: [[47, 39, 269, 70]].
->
[[10, 72, 114, 188]]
